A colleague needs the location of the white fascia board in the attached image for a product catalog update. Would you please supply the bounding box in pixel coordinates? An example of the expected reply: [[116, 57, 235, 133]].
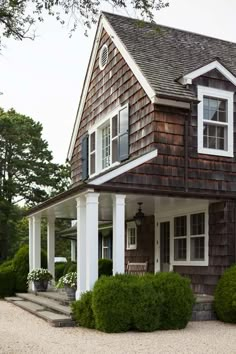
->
[[179, 60, 236, 86], [67, 15, 156, 161], [90, 149, 158, 185]]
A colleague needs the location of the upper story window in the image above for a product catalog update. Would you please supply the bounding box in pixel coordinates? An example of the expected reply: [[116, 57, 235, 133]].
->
[[86, 104, 129, 178], [198, 86, 234, 157]]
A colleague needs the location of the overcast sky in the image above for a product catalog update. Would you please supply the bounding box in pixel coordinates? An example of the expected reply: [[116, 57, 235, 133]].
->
[[0, 0, 236, 164]]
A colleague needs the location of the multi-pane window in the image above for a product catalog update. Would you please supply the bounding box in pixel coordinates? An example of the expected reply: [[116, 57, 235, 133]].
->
[[127, 222, 137, 250], [90, 132, 96, 175], [203, 97, 227, 151], [102, 236, 111, 259], [174, 216, 187, 261], [101, 125, 111, 169], [198, 86, 234, 157], [190, 213, 205, 261], [88, 104, 129, 176], [173, 211, 207, 265]]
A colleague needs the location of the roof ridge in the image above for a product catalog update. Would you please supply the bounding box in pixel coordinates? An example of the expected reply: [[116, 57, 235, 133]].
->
[[102, 11, 236, 46]]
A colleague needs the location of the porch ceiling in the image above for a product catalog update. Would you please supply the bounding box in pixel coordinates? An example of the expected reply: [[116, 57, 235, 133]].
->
[[32, 192, 215, 221]]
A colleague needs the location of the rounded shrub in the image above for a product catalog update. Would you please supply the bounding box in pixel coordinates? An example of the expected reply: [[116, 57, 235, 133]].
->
[[98, 259, 112, 277], [92, 274, 136, 333], [214, 265, 236, 323], [13, 245, 47, 292], [0, 259, 14, 271], [153, 272, 195, 329], [55, 262, 67, 281], [132, 275, 162, 332], [0, 266, 16, 297], [71, 291, 95, 329]]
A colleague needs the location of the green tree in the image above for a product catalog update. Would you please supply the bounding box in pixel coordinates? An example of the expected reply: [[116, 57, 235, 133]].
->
[[0, 108, 71, 260], [0, 0, 169, 43]]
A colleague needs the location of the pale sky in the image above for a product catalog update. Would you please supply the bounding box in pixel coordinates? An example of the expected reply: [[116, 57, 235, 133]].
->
[[0, 0, 236, 164]]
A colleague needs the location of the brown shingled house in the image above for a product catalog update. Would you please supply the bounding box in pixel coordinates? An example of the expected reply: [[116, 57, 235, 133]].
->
[[28, 12, 236, 298]]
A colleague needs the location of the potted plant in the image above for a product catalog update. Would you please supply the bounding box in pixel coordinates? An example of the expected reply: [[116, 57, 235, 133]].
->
[[57, 272, 77, 301], [27, 268, 53, 292]]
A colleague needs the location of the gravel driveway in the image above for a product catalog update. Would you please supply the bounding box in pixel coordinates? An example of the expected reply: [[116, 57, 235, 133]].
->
[[1, 300, 236, 354]]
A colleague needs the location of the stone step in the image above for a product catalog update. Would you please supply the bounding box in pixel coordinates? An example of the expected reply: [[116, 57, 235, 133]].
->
[[15, 293, 71, 316], [5, 297, 74, 327], [35, 291, 70, 306]]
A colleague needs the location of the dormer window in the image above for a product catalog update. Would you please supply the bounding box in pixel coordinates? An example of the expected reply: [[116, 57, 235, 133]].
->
[[198, 86, 234, 157]]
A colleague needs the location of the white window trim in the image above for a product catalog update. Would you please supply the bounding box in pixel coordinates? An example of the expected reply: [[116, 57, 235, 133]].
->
[[170, 208, 209, 267], [126, 221, 137, 250], [88, 104, 129, 177], [198, 86, 234, 157]]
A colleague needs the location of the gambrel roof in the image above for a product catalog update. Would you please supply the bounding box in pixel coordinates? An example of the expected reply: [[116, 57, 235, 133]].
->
[[103, 12, 236, 101]]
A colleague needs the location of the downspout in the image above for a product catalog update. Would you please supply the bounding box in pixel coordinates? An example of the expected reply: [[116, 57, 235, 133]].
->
[[184, 104, 191, 192]]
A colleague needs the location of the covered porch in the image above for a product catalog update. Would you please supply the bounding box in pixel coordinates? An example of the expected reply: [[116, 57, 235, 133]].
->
[[28, 186, 214, 299]]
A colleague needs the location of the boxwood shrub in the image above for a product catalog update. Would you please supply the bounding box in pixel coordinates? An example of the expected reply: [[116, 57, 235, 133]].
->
[[13, 245, 47, 292], [71, 291, 95, 329], [0, 266, 16, 297], [98, 259, 112, 277], [72, 272, 194, 333], [214, 265, 236, 323], [153, 272, 195, 330]]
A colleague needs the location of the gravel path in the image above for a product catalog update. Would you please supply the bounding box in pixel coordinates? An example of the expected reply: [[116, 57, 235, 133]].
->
[[1, 300, 236, 354]]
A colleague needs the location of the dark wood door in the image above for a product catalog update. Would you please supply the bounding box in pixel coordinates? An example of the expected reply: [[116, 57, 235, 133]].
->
[[160, 221, 170, 272]]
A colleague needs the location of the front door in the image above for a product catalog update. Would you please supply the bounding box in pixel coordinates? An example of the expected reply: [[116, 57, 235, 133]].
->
[[160, 221, 170, 272]]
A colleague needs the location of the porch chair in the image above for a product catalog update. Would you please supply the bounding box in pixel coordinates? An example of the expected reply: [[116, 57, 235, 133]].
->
[[126, 261, 148, 276]]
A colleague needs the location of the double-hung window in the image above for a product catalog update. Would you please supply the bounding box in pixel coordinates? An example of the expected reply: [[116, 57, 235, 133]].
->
[[126, 221, 137, 250], [173, 210, 208, 266], [87, 104, 129, 177], [198, 86, 234, 157]]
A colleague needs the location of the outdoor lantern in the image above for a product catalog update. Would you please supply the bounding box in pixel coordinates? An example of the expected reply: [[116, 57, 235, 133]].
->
[[134, 202, 145, 226]]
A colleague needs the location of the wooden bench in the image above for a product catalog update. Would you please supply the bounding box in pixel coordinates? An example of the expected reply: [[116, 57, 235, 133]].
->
[[126, 261, 148, 276]]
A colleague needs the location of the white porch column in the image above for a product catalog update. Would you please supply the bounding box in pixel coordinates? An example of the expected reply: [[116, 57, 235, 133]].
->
[[112, 194, 126, 275], [85, 192, 99, 291], [71, 240, 76, 262], [28, 217, 33, 272], [32, 215, 41, 270], [76, 196, 87, 299], [47, 216, 55, 279]]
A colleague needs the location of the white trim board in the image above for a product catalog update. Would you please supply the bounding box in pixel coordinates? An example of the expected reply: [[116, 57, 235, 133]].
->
[[67, 14, 157, 161], [179, 60, 236, 86], [90, 149, 158, 185]]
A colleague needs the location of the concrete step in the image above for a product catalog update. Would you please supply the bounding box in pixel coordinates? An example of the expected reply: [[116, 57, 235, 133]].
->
[[16, 293, 71, 316], [5, 297, 74, 327]]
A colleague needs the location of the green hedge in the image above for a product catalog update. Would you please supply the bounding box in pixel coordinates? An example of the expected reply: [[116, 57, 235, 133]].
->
[[0, 266, 16, 297], [13, 245, 47, 292], [153, 272, 195, 329], [72, 272, 194, 333], [63, 261, 77, 275], [214, 265, 236, 323], [71, 291, 95, 329], [55, 262, 67, 281], [98, 259, 112, 277]]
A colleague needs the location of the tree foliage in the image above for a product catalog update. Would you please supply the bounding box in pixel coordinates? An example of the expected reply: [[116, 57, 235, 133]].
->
[[0, 0, 169, 44], [0, 108, 71, 260]]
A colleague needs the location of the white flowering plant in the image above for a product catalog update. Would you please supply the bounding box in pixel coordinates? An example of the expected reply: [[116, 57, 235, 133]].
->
[[56, 272, 77, 289], [27, 268, 53, 283]]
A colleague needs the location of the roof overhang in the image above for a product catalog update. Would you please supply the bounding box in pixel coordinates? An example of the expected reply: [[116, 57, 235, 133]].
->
[[179, 60, 236, 86]]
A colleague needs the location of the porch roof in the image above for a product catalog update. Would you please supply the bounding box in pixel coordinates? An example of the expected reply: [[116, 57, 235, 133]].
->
[[25, 180, 233, 220]]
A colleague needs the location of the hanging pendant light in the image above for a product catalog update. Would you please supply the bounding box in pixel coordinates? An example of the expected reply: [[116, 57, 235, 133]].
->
[[134, 202, 145, 226]]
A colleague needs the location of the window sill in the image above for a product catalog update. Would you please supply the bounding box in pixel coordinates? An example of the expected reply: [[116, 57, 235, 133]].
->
[[89, 161, 120, 179], [198, 147, 234, 158], [126, 247, 137, 251], [172, 260, 209, 267]]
